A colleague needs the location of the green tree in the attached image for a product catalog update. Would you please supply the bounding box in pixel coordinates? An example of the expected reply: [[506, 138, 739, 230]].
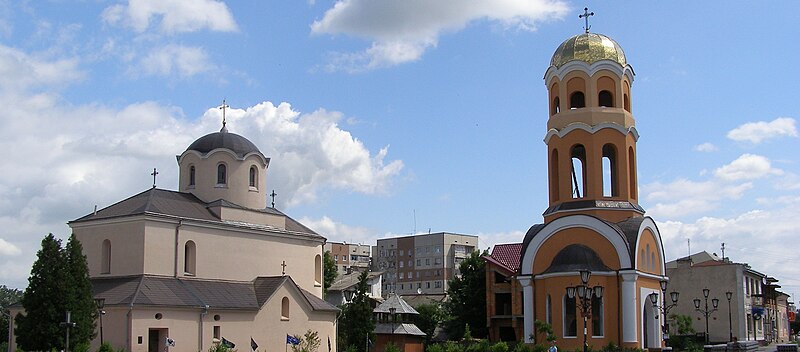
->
[[15, 234, 68, 351], [339, 271, 375, 352], [291, 330, 321, 352], [64, 234, 98, 348], [444, 250, 488, 339], [323, 251, 338, 297], [413, 303, 446, 346], [670, 314, 695, 334], [0, 285, 23, 349]]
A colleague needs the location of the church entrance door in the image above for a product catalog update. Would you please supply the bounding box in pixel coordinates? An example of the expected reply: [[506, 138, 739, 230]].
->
[[148, 328, 168, 352]]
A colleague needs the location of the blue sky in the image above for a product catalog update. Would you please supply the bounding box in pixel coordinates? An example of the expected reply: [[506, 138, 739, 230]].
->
[[0, 1, 798, 297]]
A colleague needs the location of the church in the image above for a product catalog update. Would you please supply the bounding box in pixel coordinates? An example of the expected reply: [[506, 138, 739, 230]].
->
[[514, 24, 669, 350], [13, 117, 339, 351]]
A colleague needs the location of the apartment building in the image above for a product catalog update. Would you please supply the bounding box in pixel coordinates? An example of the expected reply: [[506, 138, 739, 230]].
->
[[372, 232, 478, 296], [324, 241, 372, 276]]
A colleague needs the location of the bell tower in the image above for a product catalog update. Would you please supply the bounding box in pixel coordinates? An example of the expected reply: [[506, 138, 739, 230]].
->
[[542, 32, 642, 223]]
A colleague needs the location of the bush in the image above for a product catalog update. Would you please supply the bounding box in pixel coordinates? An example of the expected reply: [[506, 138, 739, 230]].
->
[[490, 342, 509, 352], [512, 342, 532, 352], [385, 342, 402, 352]]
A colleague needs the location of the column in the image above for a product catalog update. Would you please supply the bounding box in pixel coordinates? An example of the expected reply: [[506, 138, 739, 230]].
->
[[620, 271, 638, 345], [519, 276, 535, 343]]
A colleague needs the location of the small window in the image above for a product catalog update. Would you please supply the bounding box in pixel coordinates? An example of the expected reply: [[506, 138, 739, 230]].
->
[[249, 166, 257, 188], [281, 297, 289, 320], [314, 254, 322, 285], [101, 239, 111, 274], [184, 240, 196, 275], [570, 145, 586, 198], [551, 96, 561, 115], [569, 91, 586, 109], [592, 296, 604, 337], [598, 90, 614, 107], [213, 326, 221, 339], [546, 294, 552, 325], [189, 166, 196, 187], [216, 164, 227, 185], [623, 93, 631, 112]]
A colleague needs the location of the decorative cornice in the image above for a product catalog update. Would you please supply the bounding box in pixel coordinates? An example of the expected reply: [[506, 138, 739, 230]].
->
[[544, 59, 635, 85], [543, 122, 639, 144]]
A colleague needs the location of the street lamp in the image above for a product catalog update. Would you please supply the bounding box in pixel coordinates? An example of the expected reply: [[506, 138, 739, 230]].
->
[[60, 311, 77, 352], [648, 279, 679, 341], [725, 291, 733, 342], [693, 288, 719, 344], [566, 270, 603, 352], [94, 298, 106, 346], [344, 288, 355, 303]]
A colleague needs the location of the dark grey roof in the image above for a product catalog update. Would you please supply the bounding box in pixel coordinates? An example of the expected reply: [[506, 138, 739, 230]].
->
[[614, 216, 646, 262], [72, 188, 219, 223], [374, 323, 426, 336], [542, 244, 612, 274], [542, 200, 645, 217], [374, 293, 418, 314], [186, 130, 263, 158], [92, 275, 337, 312], [329, 271, 382, 291], [518, 223, 546, 269]]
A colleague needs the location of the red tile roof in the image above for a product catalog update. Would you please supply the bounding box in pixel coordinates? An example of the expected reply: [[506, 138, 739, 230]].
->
[[484, 243, 523, 274]]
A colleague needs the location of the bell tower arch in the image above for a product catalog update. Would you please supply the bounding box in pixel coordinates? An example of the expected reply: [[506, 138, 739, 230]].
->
[[543, 33, 642, 223]]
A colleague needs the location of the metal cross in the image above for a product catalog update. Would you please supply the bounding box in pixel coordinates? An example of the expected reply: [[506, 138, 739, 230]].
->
[[579, 7, 594, 33], [281, 260, 287, 275], [218, 99, 230, 129], [151, 168, 159, 188], [270, 190, 277, 208]]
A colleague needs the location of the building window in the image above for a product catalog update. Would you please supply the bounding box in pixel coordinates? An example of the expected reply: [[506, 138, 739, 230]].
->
[[334, 255, 338, 262], [602, 144, 618, 197], [591, 296, 604, 337], [551, 96, 561, 115], [213, 326, 221, 339], [281, 297, 290, 320], [426, 282, 431, 289], [598, 90, 614, 107], [434, 258, 441, 265], [184, 240, 196, 275], [569, 91, 585, 109], [101, 239, 111, 274], [564, 294, 577, 337], [216, 164, 227, 185], [546, 294, 552, 325], [416, 259, 421, 266], [399, 261, 404, 268], [314, 254, 322, 285], [425, 258, 430, 266], [249, 166, 258, 188], [189, 166, 196, 187]]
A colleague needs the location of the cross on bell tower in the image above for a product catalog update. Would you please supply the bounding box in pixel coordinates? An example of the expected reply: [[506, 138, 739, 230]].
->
[[151, 168, 159, 188], [579, 7, 594, 33], [218, 99, 230, 132]]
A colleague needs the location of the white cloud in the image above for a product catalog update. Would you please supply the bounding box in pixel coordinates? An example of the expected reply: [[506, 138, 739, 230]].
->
[[102, 0, 238, 34], [477, 230, 526, 250], [0, 44, 84, 92], [298, 216, 376, 245], [0, 238, 21, 256], [726, 117, 797, 144], [694, 142, 717, 152], [714, 154, 782, 181], [642, 178, 752, 219], [311, 0, 569, 71], [135, 45, 214, 77]]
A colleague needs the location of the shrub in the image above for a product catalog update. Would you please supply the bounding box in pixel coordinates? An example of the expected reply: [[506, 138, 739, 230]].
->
[[490, 342, 509, 352]]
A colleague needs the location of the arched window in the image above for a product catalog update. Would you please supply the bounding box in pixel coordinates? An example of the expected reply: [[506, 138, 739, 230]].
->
[[188, 166, 196, 187], [314, 254, 322, 285], [216, 164, 226, 185], [249, 166, 257, 188], [563, 294, 577, 337], [623, 94, 630, 112], [184, 240, 196, 275], [101, 239, 111, 274], [569, 91, 585, 109], [646, 244, 652, 271], [570, 145, 586, 198], [546, 294, 552, 325], [598, 90, 614, 107], [628, 147, 637, 198], [602, 144, 618, 197], [551, 97, 560, 115], [281, 297, 289, 320], [591, 296, 604, 337]]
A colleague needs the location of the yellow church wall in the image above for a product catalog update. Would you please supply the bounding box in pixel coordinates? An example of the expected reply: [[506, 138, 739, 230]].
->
[[179, 151, 268, 209], [533, 274, 620, 348], [253, 283, 337, 350], [73, 218, 146, 277], [635, 229, 663, 275]]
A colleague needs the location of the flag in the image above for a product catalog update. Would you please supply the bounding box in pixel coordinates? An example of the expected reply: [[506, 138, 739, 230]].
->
[[165, 337, 175, 347], [250, 337, 258, 351], [286, 334, 301, 345], [222, 337, 235, 348]]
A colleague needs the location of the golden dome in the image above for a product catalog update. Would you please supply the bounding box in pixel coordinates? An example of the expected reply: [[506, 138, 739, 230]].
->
[[550, 33, 626, 68]]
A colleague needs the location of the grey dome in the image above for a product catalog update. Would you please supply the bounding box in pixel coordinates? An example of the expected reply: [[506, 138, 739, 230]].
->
[[543, 244, 611, 274], [186, 130, 262, 158]]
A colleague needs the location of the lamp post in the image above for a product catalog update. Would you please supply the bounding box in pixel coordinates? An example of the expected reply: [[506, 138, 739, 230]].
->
[[343, 288, 356, 352], [60, 311, 76, 352], [94, 298, 106, 346], [725, 291, 733, 342], [648, 279, 679, 342], [693, 288, 719, 344], [566, 270, 603, 352]]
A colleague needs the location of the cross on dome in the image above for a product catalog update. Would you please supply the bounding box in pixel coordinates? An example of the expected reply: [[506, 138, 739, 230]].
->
[[579, 7, 594, 33], [218, 99, 230, 132]]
